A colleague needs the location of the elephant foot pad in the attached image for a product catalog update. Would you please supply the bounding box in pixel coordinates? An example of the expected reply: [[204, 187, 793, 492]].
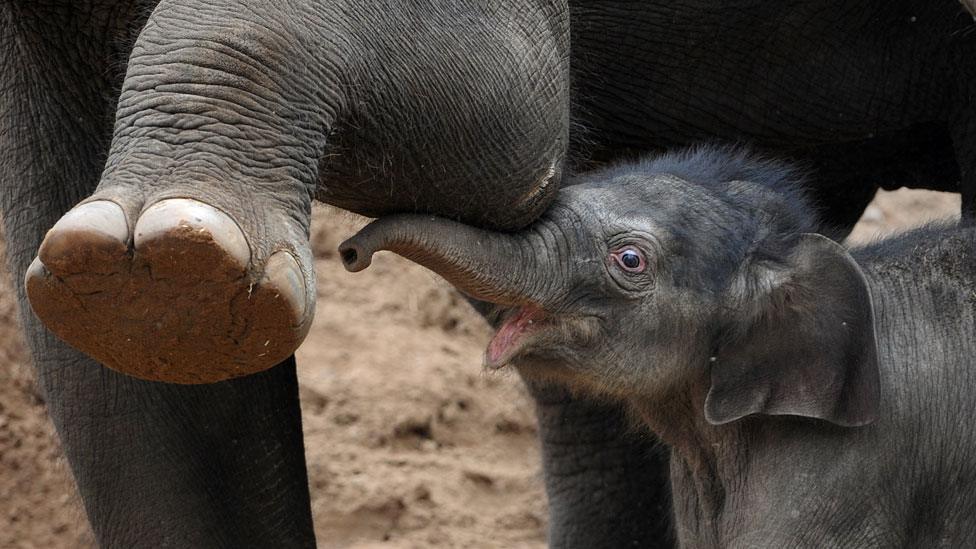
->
[[26, 199, 312, 384]]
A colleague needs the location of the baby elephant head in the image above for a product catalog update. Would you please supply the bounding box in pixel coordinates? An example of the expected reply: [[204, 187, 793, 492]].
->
[[341, 148, 881, 428]]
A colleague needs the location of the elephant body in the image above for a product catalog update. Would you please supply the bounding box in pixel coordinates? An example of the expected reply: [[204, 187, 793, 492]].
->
[[2, 0, 975, 546], [345, 146, 976, 547], [571, 1, 975, 228]]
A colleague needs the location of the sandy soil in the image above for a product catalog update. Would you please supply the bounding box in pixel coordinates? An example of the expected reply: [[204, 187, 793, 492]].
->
[[0, 187, 959, 548]]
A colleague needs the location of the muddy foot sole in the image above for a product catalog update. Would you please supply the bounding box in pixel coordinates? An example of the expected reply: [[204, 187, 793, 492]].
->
[[26, 199, 312, 384]]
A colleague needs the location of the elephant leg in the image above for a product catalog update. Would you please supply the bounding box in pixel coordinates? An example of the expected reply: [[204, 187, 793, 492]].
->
[[459, 298, 673, 547], [22, 1, 322, 386], [26, 0, 570, 386], [951, 64, 976, 220], [799, 125, 961, 238], [527, 381, 674, 549], [799, 171, 878, 239], [1, 3, 315, 546]]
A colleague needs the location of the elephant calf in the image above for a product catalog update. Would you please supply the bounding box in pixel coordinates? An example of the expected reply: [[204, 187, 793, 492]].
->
[[342, 146, 976, 547]]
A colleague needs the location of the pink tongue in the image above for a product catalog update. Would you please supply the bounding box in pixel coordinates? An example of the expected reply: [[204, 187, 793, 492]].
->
[[487, 307, 540, 364]]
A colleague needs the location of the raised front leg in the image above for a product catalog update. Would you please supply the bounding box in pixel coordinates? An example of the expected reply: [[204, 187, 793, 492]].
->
[[24, 0, 324, 384], [1, 2, 315, 545], [25, 0, 570, 385], [528, 382, 674, 549]]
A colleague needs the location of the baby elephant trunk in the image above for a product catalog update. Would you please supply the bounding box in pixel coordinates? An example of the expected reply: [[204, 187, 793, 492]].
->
[[339, 214, 555, 307]]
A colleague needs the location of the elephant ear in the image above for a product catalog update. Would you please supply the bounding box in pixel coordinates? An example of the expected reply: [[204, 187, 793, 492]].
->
[[704, 233, 881, 427]]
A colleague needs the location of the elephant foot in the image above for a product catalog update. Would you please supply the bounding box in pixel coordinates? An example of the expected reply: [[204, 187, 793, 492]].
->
[[26, 198, 314, 384]]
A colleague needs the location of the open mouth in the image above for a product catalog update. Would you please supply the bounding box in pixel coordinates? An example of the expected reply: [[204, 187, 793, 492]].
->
[[485, 305, 551, 369]]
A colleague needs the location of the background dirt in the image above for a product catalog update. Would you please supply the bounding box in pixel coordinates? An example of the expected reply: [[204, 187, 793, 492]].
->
[[0, 187, 960, 548]]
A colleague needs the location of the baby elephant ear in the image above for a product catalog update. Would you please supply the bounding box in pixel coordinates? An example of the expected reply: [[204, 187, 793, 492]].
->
[[705, 233, 880, 427]]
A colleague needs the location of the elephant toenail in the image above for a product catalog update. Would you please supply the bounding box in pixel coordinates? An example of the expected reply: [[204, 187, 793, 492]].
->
[[24, 256, 49, 287], [39, 200, 129, 269], [261, 251, 308, 321], [134, 198, 251, 270]]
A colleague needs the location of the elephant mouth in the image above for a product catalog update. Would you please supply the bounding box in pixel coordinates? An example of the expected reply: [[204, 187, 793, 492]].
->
[[484, 305, 552, 369]]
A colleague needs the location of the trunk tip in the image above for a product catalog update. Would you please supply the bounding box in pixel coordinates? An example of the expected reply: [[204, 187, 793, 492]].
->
[[338, 239, 371, 272]]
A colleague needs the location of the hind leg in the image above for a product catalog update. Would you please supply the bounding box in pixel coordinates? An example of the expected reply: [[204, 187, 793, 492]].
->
[[951, 80, 976, 221], [801, 124, 962, 236]]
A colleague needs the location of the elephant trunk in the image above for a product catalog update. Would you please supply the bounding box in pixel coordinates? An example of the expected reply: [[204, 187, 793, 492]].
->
[[339, 215, 560, 307]]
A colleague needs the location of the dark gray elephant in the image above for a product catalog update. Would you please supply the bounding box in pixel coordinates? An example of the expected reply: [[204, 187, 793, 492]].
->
[[2, 0, 975, 546], [342, 146, 976, 547]]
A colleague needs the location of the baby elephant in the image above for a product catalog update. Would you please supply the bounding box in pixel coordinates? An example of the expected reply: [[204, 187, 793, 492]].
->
[[341, 147, 976, 547]]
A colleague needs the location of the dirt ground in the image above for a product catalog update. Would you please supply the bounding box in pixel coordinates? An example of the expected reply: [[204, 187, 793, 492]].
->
[[0, 187, 959, 548]]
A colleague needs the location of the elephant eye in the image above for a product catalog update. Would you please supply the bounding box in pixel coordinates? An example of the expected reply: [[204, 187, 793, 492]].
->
[[610, 247, 646, 273]]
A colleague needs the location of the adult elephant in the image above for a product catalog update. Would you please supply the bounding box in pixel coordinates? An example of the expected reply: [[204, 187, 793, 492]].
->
[[2, 1, 974, 547]]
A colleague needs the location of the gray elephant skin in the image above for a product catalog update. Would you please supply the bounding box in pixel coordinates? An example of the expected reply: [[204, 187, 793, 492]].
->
[[343, 146, 976, 547], [2, 0, 975, 546]]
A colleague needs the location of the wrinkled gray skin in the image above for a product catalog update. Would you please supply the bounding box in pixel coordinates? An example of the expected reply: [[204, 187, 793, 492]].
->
[[4, 0, 976, 546], [343, 146, 976, 547]]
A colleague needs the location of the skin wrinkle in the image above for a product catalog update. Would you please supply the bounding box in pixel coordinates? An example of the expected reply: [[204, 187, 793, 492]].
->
[[359, 216, 553, 307], [320, 0, 568, 227], [136, 48, 284, 98], [528, 380, 672, 548], [111, 8, 339, 184], [117, 73, 316, 131]]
